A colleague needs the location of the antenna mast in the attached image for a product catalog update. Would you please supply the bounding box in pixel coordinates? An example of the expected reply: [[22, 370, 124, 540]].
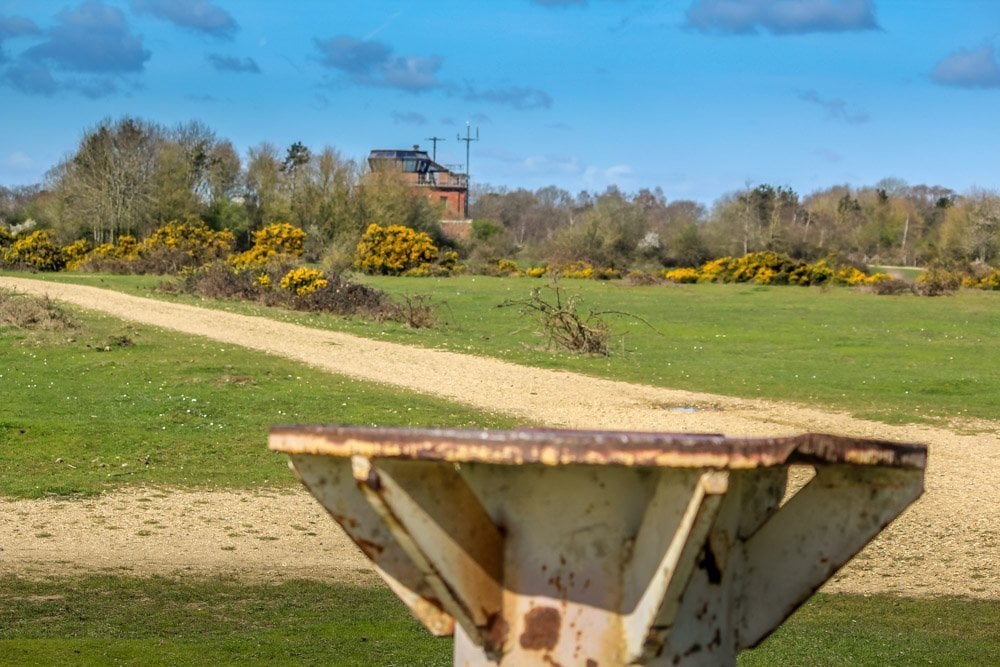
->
[[457, 122, 479, 218], [424, 136, 446, 161]]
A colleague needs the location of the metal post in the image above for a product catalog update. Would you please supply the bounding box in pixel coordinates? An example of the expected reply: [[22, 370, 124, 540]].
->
[[425, 136, 446, 162], [457, 122, 478, 218], [270, 426, 926, 666]]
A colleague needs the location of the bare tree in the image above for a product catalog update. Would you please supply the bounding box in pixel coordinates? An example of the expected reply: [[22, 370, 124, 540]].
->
[[57, 117, 164, 243]]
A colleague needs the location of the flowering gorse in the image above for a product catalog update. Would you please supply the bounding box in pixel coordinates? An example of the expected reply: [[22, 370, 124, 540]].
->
[[231, 223, 306, 269], [3, 230, 65, 271], [354, 223, 439, 275], [279, 267, 329, 296]]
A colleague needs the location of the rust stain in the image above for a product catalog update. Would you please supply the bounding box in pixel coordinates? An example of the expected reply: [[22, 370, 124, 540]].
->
[[270, 426, 927, 471], [353, 538, 384, 558], [483, 612, 510, 655], [519, 606, 562, 651]]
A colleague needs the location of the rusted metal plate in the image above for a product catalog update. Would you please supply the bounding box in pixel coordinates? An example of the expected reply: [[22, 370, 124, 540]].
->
[[270, 425, 927, 470], [272, 426, 926, 666]]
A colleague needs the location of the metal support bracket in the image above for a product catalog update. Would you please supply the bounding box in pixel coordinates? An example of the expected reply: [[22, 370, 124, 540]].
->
[[272, 427, 926, 666]]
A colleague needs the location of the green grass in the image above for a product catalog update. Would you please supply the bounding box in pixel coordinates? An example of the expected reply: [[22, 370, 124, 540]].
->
[[4, 272, 998, 663], [1, 576, 996, 666], [740, 593, 1000, 666], [0, 575, 450, 666], [22, 271, 999, 427], [0, 290, 520, 498]]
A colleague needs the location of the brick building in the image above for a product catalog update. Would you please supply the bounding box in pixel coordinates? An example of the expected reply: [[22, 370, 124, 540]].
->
[[368, 147, 469, 220]]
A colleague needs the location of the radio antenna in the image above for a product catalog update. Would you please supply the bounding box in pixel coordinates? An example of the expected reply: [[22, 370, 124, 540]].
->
[[424, 136, 446, 161]]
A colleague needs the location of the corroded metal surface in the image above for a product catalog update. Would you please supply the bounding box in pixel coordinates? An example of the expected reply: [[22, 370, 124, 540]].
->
[[271, 426, 926, 666], [270, 425, 927, 469]]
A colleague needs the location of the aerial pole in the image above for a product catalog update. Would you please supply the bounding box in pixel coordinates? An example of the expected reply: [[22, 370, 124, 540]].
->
[[424, 136, 446, 161], [457, 122, 479, 218]]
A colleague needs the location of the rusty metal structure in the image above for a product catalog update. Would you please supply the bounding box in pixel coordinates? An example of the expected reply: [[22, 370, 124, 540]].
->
[[269, 426, 926, 666]]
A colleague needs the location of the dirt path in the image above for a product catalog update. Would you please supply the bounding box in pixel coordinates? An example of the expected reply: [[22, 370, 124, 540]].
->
[[1, 276, 998, 599]]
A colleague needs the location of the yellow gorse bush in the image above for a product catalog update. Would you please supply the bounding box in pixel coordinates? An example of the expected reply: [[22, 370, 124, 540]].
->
[[354, 223, 439, 275], [4, 230, 65, 271], [662, 267, 700, 283], [279, 267, 329, 296], [61, 239, 92, 270], [143, 219, 234, 262], [231, 223, 306, 269]]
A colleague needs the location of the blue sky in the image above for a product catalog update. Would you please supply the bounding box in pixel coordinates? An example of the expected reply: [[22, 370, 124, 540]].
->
[[1, 0, 998, 204]]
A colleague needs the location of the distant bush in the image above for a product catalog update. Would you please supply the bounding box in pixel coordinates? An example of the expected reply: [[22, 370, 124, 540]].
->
[[178, 261, 433, 327], [139, 218, 234, 272], [279, 267, 329, 297], [62, 239, 92, 270], [554, 261, 596, 280], [354, 223, 440, 276], [75, 220, 233, 274], [961, 265, 1000, 291], [662, 267, 699, 284], [3, 230, 65, 271], [915, 267, 962, 296], [230, 223, 306, 269], [0, 291, 77, 330], [625, 270, 663, 286]]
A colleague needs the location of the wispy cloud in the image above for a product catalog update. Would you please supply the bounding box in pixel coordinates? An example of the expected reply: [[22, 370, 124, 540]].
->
[[685, 0, 879, 35], [26, 1, 149, 73], [812, 147, 843, 163], [3, 60, 57, 95], [392, 110, 427, 125], [2, 1, 149, 97], [797, 89, 869, 123], [315, 34, 553, 109], [131, 0, 237, 39], [460, 84, 552, 110], [930, 45, 1000, 89], [206, 53, 260, 73], [0, 14, 40, 63], [314, 35, 442, 92], [0, 14, 40, 40]]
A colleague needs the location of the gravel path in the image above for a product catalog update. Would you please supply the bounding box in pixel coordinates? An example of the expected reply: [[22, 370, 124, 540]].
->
[[1, 276, 997, 599]]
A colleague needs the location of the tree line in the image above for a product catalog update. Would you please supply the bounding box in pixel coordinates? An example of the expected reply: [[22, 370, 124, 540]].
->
[[2, 115, 998, 273]]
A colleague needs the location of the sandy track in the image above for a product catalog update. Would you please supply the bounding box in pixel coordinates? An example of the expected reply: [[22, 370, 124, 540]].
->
[[1, 276, 997, 599]]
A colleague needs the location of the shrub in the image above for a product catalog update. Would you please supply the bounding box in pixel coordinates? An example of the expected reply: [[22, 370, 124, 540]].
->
[[976, 269, 1000, 290], [179, 261, 261, 300], [835, 266, 869, 286], [0, 291, 77, 330], [663, 267, 700, 284], [915, 267, 962, 296], [526, 266, 549, 278], [697, 257, 734, 283], [500, 286, 611, 355], [141, 218, 234, 272], [0, 224, 13, 247], [279, 267, 329, 297], [76, 237, 139, 273], [231, 223, 307, 269], [495, 258, 520, 276], [625, 270, 663, 286], [3, 230, 65, 271], [61, 239, 92, 270], [354, 223, 439, 275], [860, 273, 912, 295], [555, 261, 595, 280]]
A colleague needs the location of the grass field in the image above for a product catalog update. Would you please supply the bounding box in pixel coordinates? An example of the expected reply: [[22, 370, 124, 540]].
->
[[0, 289, 520, 498], [19, 270, 1000, 427], [3, 274, 998, 664], [1, 575, 996, 666]]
